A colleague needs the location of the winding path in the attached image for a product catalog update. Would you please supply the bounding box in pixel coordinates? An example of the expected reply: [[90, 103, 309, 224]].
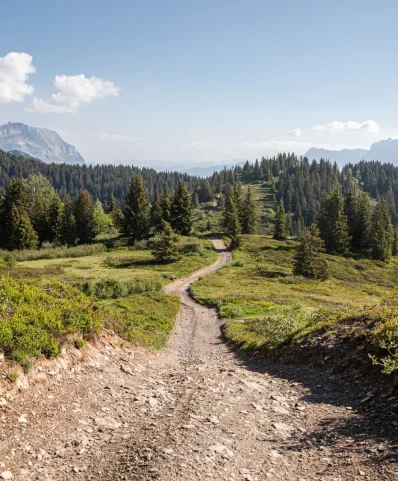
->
[[0, 240, 396, 480]]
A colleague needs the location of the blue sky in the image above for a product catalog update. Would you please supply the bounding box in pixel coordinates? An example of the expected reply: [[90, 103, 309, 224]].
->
[[1, 0, 398, 167]]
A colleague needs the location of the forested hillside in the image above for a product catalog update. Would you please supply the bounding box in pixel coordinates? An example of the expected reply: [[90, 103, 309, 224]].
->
[[0, 150, 206, 203]]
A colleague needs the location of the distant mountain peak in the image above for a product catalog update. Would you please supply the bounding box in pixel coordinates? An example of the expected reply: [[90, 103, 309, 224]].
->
[[304, 138, 398, 166], [0, 122, 85, 165]]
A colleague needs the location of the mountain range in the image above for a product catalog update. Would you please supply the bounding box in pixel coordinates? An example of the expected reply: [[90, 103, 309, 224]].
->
[[304, 139, 398, 166], [0, 122, 85, 165]]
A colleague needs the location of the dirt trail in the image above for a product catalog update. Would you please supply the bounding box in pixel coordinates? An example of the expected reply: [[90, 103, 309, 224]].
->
[[0, 240, 397, 480]]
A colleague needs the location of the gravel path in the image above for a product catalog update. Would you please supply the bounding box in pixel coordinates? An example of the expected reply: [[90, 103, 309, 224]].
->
[[0, 240, 397, 480]]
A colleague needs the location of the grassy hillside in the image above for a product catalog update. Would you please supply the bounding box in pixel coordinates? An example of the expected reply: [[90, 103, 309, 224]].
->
[[191, 235, 398, 375], [0, 237, 217, 368]]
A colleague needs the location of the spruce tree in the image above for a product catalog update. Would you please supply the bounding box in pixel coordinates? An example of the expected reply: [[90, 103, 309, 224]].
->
[[355, 192, 372, 250], [370, 198, 393, 261], [273, 199, 287, 240], [61, 194, 78, 246], [170, 180, 193, 235], [222, 192, 242, 248], [105, 193, 117, 214], [392, 227, 398, 257], [150, 221, 180, 262], [317, 189, 350, 253], [293, 224, 328, 279], [9, 207, 38, 250], [192, 191, 200, 209], [241, 186, 258, 234], [150, 191, 164, 232], [344, 190, 357, 248], [0, 178, 37, 250], [123, 175, 151, 243], [75, 189, 96, 244], [48, 194, 64, 244], [161, 186, 172, 223]]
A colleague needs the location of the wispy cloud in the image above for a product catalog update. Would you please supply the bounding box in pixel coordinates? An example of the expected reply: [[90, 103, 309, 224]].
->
[[0, 52, 35, 103], [313, 120, 380, 136], [89, 133, 142, 142], [288, 128, 302, 137], [27, 74, 119, 113]]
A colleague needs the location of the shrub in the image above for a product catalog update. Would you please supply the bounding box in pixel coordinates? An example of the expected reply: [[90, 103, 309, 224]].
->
[[78, 278, 163, 299], [0, 278, 103, 365], [6, 370, 19, 383], [181, 237, 203, 256], [0, 243, 105, 262], [75, 338, 85, 349], [94, 278, 128, 299]]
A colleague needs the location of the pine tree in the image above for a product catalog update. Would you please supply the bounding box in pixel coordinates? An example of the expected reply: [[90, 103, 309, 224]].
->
[[241, 186, 258, 234], [48, 194, 64, 243], [370, 198, 393, 261], [150, 191, 164, 232], [75, 189, 96, 244], [150, 221, 180, 262], [9, 207, 38, 250], [222, 192, 242, 248], [293, 224, 328, 279], [122, 175, 151, 243], [355, 192, 371, 250], [273, 199, 287, 240], [392, 227, 398, 257], [60, 194, 78, 246], [161, 186, 172, 223], [105, 193, 117, 214], [344, 190, 358, 248], [171, 180, 193, 235], [317, 189, 351, 253], [0, 178, 37, 250], [192, 191, 200, 209]]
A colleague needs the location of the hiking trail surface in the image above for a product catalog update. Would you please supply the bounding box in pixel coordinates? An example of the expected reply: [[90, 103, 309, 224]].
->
[[0, 239, 397, 480]]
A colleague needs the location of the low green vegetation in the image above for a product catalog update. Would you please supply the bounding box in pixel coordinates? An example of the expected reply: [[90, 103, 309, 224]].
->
[[0, 278, 103, 365], [0, 236, 216, 365], [192, 235, 398, 372]]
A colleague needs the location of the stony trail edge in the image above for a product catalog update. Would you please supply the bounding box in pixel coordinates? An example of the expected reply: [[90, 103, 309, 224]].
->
[[0, 240, 397, 480]]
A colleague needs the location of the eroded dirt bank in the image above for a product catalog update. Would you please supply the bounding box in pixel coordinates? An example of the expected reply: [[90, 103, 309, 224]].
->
[[0, 240, 397, 480]]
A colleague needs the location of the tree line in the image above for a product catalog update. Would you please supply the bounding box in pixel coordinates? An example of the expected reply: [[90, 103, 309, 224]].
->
[[0, 173, 193, 251]]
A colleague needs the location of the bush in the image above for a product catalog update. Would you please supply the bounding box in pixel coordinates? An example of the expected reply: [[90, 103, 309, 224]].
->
[[75, 338, 85, 349], [0, 243, 106, 262], [79, 278, 162, 299], [0, 278, 103, 364], [181, 238, 203, 256]]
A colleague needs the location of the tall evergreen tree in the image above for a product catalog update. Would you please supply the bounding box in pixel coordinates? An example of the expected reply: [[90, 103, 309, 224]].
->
[[0, 178, 37, 250], [317, 189, 351, 253], [222, 192, 242, 248], [122, 175, 151, 243], [61, 194, 78, 246], [370, 197, 393, 261], [392, 227, 398, 257], [171, 180, 193, 235], [293, 224, 328, 279], [344, 190, 358, 248], [47, 194, 64, 243], [161, 186, 172, 223], [75, 189, 96, 244], [241, 186, 258, 234], [150, 191, 164, 232], [273, 199, 287, 240], [105, 193, 117, 214], [354, 192, 372, 250]]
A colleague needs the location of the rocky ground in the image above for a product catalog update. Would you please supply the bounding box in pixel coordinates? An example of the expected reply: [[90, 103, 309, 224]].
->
[[0, 240, 397, 480]]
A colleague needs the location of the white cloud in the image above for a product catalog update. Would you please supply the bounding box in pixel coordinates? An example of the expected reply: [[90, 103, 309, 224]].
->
[[0, 52, 35, 103], [289, 128, 302, 137], [90, 133, 142, 142], [313, 120, 380, 136], [28, 74, 119, 113]]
